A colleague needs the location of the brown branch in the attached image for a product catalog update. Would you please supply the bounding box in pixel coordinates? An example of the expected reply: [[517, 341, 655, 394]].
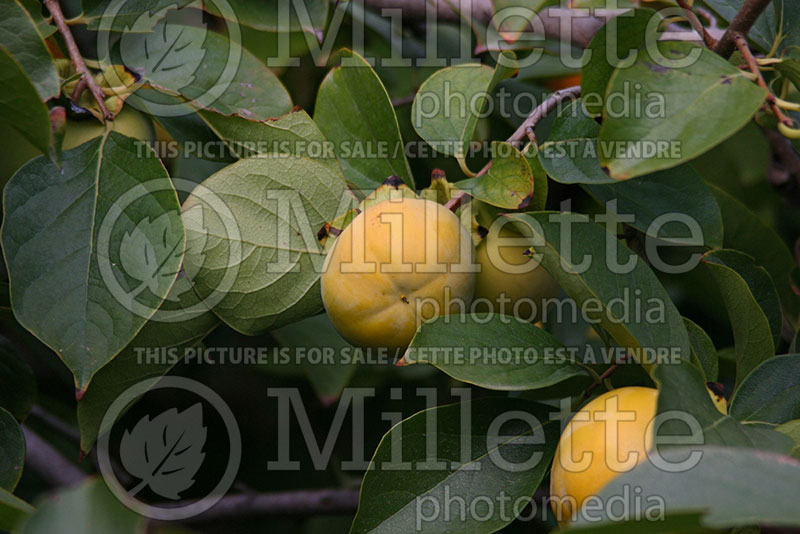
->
[[170, 489, 361, 523], [22, 426, 87, 488], [583, 353, 631, 399], [712, 0, 773, 58], [44, 0, 113, 120], [509, 85, 581, 146], [676, 0, 717, 48], [732, 33, 794, 127]]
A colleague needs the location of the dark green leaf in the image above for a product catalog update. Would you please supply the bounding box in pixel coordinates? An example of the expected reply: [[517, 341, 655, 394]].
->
[[314, 49, 414, 190], [701, 249, 781, 385], [599, 42, 767, 179], [0, 408, 24, 491], [0, 487, 32, 531], [776, 419, 800, 459], [0, 0, 59, 99], [506, 212, 691, 369], [0, 45, 51, 157], [2, 133, 183, 392], [404, 314, 587, 390], [683, 317, 718, 382], [583, 164, 723, 247], [538, 99, 615, 184], [272, 314, 357, 403], [76, 272, 219, 452], [572, 446, 800, 529], [729, 354, 800, 425], [523, 143, 548, 211], [351, 397, 559, 534]]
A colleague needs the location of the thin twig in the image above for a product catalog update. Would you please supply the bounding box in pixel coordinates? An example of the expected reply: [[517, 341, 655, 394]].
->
[[22, 426, 87, 488], [169, 489, 361, 523], [509, 85, 581, 146], [732, 33, 794, 127], [70, 76, 88, 102], [583, 353, 631, 399], [44, 0, 112, 120], [676, 0, 717, 48], [713, 0, 772, 58]]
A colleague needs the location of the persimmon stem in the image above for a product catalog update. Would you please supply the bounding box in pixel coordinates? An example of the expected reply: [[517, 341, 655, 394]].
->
[[676, 0, 717, 48], [583, 353, 631, 399], [44, 0, 113, 120], [712, 0, 772, 58]]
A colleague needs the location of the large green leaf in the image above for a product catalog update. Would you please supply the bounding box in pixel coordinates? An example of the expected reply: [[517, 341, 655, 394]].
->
[[729, 354, 800, 425], [506, 212, 691, 369], [777, 419, 800, 459], [709, 184, 800, 321], [350, 397, 559, 534], [599, 42, 767, 179], [314, 49, 414, 190], [454, 141, 534, 209], [119, 20, 292, 120], [582, 8, 656, 115], [654, 359, 792, 452], [183, 112, 351, 334], [701, 249, 781, 385], [18, 478, 143, 534], [538, 99, 615, 185], [76, 272, 219, 452], [207, 0, 328, 32], [0, 341, 36, 420], [411, 51, 517, 167], [0, 45, 51, 157], [0, 0, 58, 99], [583, 164, 723, 247], [2, 133, 183, 392], [404, 314, 588, 390], [523, 143, 548, 211], [571, 446, 800, 529], [700, 0, 779, 53], [0, 487, 32, 531], [271, 314, 357, 403], [0, 408, 23, 491]]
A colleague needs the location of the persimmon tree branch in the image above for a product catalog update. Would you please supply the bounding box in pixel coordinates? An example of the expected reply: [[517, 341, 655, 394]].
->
[[712, 0, 772, 58], [676, 0, 717, 49], [44, 0, 113, 120], [733, 32, 794, 128]]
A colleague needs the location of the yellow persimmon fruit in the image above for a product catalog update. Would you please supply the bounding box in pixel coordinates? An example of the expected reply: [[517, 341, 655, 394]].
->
[[549, 387, 658, 526], [63, 106, 155, 150], [321, 197, 475, 351], [474, 222, 560, 322]]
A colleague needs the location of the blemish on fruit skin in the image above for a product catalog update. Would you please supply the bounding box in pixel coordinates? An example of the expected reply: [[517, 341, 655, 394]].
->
[[401, 296, 409, 304], [477, 226, 489, 239]]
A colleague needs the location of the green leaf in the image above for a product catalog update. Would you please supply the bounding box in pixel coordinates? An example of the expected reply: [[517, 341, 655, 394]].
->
[[18, 478, 144, 534], [729, 354, 800, 425], [404, 314, 587, 390], [314, 49, 414, 190], [701, 249, 780, 385], [76, 272, 219, 452], [571, 446, 800, 529], [0, 341, 36, 421], [701, 0, 779, 53], [583, 164, 723, 247], [0, 0, 58, 99], [183, 112, 351, 334], [523, 144, 548, 211], [207, 0, 328, 32], [271, 314, 357, 403], [411, 51, 517, 164], [775, 59, 800, 93], [582, 8, 656, 115], [0, 408, 24, 491], [2, 133, 183, 392], [454, 141, 534, 209], [81, 0, 188, 31], [538, 99, 616, 185], [654, 359, 792, 452], [350, 397, 559, 534], [491, 0, 552, 41], [120, 21, 292, 120], [0, 45, 51, 157], [776, 419, 800, 459], [0, 487, 32, 531], [683, 317, 718, 382], [599, 42, 767, 179], [709, 183, 800, 322], [506, 212, 691, 370]]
